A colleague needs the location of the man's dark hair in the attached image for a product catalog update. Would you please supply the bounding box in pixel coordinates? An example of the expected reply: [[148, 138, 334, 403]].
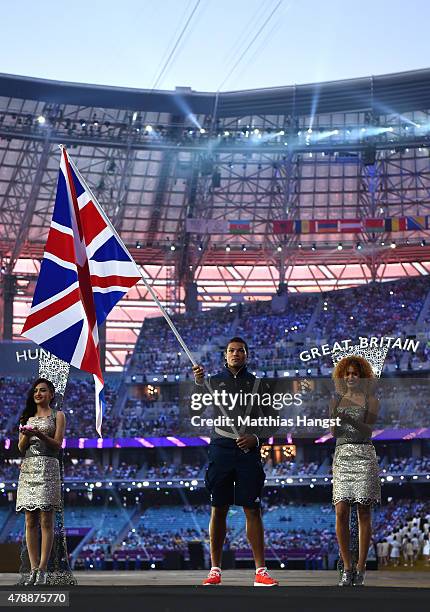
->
[[225, 337, 249, 355]]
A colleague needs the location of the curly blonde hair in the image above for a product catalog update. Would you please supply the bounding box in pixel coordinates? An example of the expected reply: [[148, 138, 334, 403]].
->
[[332, 355, 375, 395]]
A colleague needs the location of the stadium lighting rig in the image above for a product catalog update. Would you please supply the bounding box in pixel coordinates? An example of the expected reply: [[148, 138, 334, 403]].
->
[[2, 109, 430, 155]]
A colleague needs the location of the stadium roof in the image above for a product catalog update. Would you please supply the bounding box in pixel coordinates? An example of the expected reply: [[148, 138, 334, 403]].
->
[[2, 67, 430, 116]]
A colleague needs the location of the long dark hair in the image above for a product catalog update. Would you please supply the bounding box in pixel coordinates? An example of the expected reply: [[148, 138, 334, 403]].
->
[[19, 378, 55, 425]]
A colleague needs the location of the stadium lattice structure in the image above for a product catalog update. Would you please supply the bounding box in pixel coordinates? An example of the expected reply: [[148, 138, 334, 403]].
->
[[2, 69, 430, 368]]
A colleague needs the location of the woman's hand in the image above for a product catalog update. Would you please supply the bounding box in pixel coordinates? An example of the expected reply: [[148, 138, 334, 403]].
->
[[26, 427, 45, 439], [19, 426, 35, 437]]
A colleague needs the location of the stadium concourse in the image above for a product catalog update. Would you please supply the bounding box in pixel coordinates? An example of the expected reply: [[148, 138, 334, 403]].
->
[[0, 68, 430, 605]]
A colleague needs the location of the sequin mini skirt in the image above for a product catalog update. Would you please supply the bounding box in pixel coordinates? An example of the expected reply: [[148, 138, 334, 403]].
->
[[16, 456, 62, 513], [332, 443, 380, 506]]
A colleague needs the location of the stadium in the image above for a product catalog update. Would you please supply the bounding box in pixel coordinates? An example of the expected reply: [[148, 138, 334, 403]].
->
[[0, 58, 430, 608]]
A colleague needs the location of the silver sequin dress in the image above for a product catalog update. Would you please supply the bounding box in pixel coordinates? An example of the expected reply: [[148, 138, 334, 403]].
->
[[16, 414, 62, 513], [332, 404, 381, 506]]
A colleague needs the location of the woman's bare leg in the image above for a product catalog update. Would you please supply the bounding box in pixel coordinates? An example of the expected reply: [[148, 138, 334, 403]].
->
[[25, 511, 40, 570], [335, 502, 351, 570], [39, 511, 54, 571], [357, 504, 372, 571]]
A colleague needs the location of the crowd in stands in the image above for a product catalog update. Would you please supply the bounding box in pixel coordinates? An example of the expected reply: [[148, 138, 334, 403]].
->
[[381, 457, 430, 475], [2, 277, 430, 439], [0, 377, 121, 439], [145, 462, 202, 479], [129, 308, 236, 376], [234, 297, 316, 349], [0, 378, 33, 437], [270, 461, 321, 477], [63, 379, 120, 437], [120, 399, 180, 436], [373, 499, 430, 567], [315, 277, 430, 347], [2, 454, 430, 484], [0, 458, 205, 482]]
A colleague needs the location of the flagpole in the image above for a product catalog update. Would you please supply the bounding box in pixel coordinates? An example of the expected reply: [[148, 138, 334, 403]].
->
[[65, 148, 198, 368]]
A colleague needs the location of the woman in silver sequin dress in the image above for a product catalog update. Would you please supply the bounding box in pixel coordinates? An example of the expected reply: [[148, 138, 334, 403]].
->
[[330, 356, 381, 587], [16, 378, 66, 586]]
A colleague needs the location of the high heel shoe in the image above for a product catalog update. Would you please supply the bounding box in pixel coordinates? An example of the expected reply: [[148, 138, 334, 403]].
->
[[34, 569, 47, 586], [353, 569, 366, 586], [23, 569, 38, 586], [338, 569, 354, 586]]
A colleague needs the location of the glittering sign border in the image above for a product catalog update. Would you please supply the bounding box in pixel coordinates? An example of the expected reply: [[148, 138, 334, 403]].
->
[[331, 343, 389, 378], [38, 352, 70, 408]]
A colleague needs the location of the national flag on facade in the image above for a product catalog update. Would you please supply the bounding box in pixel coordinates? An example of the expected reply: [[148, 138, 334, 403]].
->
[[229, 219, 251, 234], [316, 219, 339, 233], [406, 216, 427, 231], [295, 219, 316, 234], [385, 217, 407, 232], [21, 147, 141, 435], [273, 220, 295, 234], [339, 218, 362, 233], [364, 218, 385, 233]]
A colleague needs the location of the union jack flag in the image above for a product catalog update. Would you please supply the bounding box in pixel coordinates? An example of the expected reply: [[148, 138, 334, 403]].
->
[[22, 147, 141, 435]]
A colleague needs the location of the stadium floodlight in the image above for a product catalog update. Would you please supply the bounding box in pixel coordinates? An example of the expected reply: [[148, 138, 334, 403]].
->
[[356, 242, 362, 250], [307, 128, 312, 134], [390, 241, 396, 248], [253, 128, 260, 135], [145, 125, 153, 133], [224, 130, 230, 136], [278, 130, 285, 136], [311, 243, 316, 251], [225, 245, 231, 252], [277, 245, 282, 252], [421, 239, 426, 246], [37, 115, 46, 124], [199, 128, 206, 134], [241, 245, 247, 251], [170, 244, 176, 251]]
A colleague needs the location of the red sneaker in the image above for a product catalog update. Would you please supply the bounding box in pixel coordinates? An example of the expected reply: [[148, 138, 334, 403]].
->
[[202, 567, 222, 586], [254, 567, 279, 587]]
